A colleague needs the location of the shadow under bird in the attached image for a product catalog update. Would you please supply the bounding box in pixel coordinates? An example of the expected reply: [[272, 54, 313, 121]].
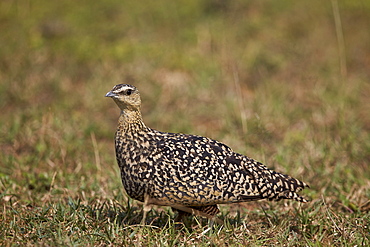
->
[[105, 84, 309, 224]]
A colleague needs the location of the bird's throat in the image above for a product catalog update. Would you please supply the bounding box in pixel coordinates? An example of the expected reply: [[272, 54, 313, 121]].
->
[[118, 109, 147, 133]]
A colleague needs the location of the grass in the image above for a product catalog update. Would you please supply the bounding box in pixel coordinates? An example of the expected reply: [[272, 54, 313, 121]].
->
[[1, 0, 369, 245]]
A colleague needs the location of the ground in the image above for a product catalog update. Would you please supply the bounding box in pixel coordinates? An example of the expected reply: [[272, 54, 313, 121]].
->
[[0, 0, 369, 246]]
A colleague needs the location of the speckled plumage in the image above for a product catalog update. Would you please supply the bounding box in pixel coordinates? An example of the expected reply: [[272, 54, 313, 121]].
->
[[106, 84, 309, 219]]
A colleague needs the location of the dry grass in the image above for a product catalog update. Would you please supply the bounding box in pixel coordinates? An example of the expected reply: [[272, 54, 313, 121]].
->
[[1, 0, 369, 246]]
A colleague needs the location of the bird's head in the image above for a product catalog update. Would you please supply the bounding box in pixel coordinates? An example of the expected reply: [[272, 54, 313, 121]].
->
[[105, 84, 141, 111]]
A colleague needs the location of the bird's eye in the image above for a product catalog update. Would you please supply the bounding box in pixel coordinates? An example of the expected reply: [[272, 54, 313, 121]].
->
[[126, 89, 132, 95]]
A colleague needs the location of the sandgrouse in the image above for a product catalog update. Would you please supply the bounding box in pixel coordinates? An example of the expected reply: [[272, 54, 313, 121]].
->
[[105, 84, 309, 223]]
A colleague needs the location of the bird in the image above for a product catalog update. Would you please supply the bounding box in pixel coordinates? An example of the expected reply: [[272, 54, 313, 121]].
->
[[105, 84, 309, 224]]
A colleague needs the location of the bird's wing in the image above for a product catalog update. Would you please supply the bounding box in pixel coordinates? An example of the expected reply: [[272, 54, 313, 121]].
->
[[150, 131, 308, 206]]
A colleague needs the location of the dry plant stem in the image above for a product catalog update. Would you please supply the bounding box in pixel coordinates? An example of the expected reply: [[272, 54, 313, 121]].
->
[[233, 67, 247, 134], [331, 0, 347, 80]]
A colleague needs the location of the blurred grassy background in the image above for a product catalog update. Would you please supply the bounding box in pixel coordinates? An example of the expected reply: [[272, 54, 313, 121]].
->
[[1, 0, 369, 245]]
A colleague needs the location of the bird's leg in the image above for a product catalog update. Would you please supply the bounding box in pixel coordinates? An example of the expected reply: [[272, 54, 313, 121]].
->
[[208, 217, 215, 229], [141, 194, 152, 225]]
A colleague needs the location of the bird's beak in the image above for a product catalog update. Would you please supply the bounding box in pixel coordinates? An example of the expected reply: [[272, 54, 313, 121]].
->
[[105, 91, 117, 98]]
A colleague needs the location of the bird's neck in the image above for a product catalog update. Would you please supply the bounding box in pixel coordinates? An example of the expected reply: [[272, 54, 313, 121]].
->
[[117, 108, 147, 133]]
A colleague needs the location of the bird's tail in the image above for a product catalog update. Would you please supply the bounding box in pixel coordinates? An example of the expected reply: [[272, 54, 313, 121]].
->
[[264, 170, 309, 202], [247, 162, 309, 202]]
